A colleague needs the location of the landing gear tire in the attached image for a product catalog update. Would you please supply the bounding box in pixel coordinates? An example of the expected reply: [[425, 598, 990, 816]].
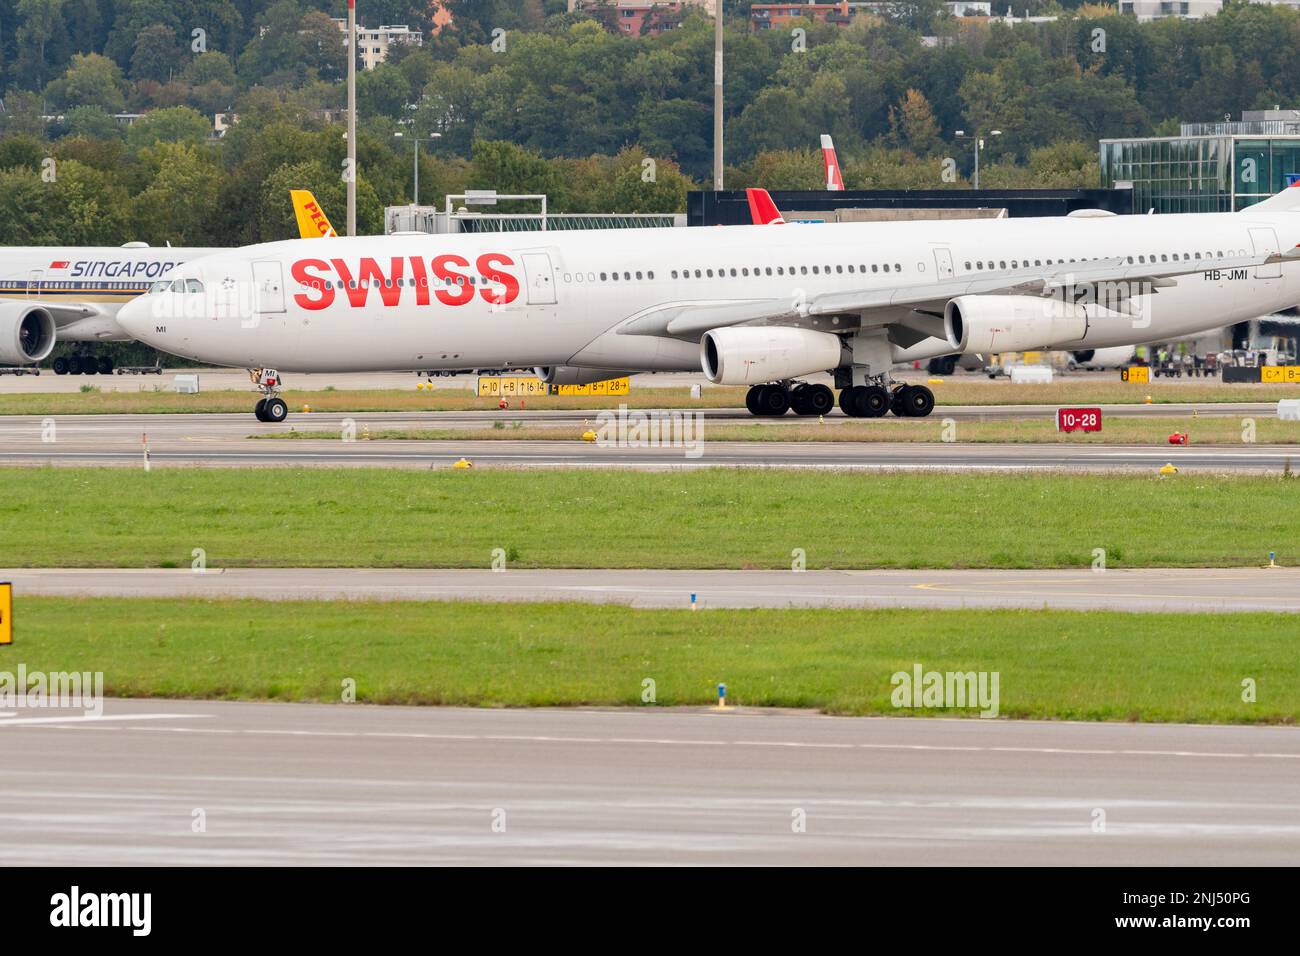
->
[[745, 386, 763, 415], [68, 356, 83, 375], [889, 385, 910, 417], [754, 384, 790, 416], [791, 383, 834, 416], [97, 356, 113, 375], [254, 398, 268, 422], [52, 356, 69, 375], [262, 397, 288, 423], [860, 385, 888, 417], [903, 384, 935, 417], [839, 385, 888, 418]]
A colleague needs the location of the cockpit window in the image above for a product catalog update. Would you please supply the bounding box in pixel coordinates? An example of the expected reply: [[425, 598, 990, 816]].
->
[[149, 280, 170, 294], [186, 279, 204, 293], [171, 279, 186, 292]]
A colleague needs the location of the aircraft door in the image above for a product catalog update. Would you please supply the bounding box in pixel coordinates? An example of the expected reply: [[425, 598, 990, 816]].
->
[[27, 270, 43, 297], [252, 260, 287, 313], [521, 253, 557, 305], [1249, 227, 1281, 279], [933, 248, 955, 281]]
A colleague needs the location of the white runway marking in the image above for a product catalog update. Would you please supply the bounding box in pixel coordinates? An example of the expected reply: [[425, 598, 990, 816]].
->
[[23, 722, 1284, 761], [0, 712, 210, 727]]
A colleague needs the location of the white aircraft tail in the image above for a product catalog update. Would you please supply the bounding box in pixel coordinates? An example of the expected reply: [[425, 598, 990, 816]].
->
[[1245, 181, 1300, 213], [820, 134, 844, 192]]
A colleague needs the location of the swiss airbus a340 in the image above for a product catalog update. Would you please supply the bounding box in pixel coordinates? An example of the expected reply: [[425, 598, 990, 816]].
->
[[117, 185, 1300, 422]]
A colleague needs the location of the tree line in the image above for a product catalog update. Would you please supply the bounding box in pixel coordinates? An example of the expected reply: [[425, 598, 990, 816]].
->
[[0, 0, 1295, 245]]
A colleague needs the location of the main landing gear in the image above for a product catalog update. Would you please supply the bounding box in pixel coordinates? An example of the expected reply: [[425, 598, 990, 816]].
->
[[250, 367, 288, 423], [743, 381, 935, 419], [745, 382, 836, 416], [51, 353, 114, 375]]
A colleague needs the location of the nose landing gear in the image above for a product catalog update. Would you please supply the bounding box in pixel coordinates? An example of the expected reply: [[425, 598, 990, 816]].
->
[[250, 368, 288, 422]]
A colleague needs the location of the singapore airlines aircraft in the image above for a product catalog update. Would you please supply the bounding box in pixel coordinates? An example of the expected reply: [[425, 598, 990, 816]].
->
[[118, 185, 1300, 422]]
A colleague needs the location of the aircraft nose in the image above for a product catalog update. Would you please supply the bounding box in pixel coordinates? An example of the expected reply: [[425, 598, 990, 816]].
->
[[116, 293, 161, 341]]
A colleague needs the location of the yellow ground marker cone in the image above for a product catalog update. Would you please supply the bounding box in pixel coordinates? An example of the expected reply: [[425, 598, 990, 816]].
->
[[927, 378, 943, 384], [1145, 394, 1154, 404], [581, 429, 597, 442], [1159, 462, 1178, 476], [301, 404, 311, 413], [453, 458, 474, 470]]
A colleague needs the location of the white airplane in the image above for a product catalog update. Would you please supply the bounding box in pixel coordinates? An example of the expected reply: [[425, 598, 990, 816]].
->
[[117, 184, 1300, 422], [0, 244, 216, 373]]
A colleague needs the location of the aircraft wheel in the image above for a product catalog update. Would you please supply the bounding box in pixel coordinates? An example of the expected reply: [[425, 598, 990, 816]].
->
[[745, 386, 763, 415], [52, 356, 69, 375], [839, 386, 861, 417], [860, 385, 889, 417], [68, 356, 83, 375], [889, 385, 910, 416], [254, 398, 268, 422], [757, 384, 789, 416], [904, 384, 935, 417], [97, 356, 114, 375], [800, 384, 834, 416], [262, 398, 288, 423]]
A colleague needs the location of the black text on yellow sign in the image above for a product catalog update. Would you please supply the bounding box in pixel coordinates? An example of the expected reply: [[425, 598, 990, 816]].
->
[[0, 582, 11, 646], [476, 376, 630, 397], [1261, 366, 1300, 384], [1120, 366, 1150, 384]]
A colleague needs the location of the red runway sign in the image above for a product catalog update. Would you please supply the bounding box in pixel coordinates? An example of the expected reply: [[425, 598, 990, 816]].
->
[[1057, 407, 1102, 432]]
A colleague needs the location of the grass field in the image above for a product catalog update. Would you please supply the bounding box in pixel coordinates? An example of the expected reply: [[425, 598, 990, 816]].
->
[[11, 597, 1295, 723], [2, 379, 1297, 415], [5, 467, 1298, 569], [258, 414, 1300, 445]]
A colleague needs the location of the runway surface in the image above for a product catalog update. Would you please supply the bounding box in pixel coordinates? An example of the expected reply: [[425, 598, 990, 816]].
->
[[1, 699, 1295, 865], [0, 411, 1295, 471], [7, 566, 1299, 613]]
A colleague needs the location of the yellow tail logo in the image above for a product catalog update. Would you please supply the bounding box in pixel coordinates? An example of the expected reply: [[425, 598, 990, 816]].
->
[[290, 190, 338, 239]]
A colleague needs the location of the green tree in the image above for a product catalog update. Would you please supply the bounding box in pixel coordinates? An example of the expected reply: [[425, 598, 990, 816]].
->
[[45, 52, 127, 112], [62, 105, 122, 139], [130, 23, 182, 83], [125, 105, 210, 149], [129, 141, 221, 244], [609, 147, 692, 214], [15, 0, 66, 90], [357, 63, 410, 119]]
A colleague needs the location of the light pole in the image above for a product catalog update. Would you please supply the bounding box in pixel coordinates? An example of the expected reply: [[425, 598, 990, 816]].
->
[[346, 0, 357, 236], [713, 0, 723, 190], [395, 130, 441, 205], [954, 129, 1001, 190]]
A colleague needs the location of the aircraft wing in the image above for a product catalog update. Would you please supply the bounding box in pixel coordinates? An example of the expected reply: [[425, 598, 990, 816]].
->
[[621, 249, 1288, 343], [22, 300, 107, 326]]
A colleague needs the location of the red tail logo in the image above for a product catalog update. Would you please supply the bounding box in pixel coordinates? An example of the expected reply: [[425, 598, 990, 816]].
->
[[821, 134, 844, 191], [746, 188, 785, 226]]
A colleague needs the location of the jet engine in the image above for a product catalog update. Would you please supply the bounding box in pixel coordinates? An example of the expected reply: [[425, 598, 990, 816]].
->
[[0, 302, 57, 365], [700, 326, 846, 385], [944, 295, 1097, 354]]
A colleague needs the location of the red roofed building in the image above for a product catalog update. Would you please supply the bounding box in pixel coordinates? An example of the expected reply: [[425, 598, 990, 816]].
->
[[750, 3, 854, 30]]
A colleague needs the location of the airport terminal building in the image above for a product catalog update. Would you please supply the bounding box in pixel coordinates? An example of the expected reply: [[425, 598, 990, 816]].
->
[[1101, 111, 1300, 214]]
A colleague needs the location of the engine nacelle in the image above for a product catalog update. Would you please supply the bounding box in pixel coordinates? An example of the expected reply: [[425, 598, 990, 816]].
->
[[0, 302, 56, 365], [945, 295, 1094, 354], [533, 366, 630, 386], [701, 326, 846, 385]]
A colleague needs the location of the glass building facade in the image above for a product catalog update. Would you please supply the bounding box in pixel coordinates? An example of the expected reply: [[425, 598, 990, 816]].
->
[[1101, 135, 1300, 213]]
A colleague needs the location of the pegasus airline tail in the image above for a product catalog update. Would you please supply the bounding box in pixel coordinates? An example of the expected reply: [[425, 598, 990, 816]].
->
[[291, 190, 338, 239]]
